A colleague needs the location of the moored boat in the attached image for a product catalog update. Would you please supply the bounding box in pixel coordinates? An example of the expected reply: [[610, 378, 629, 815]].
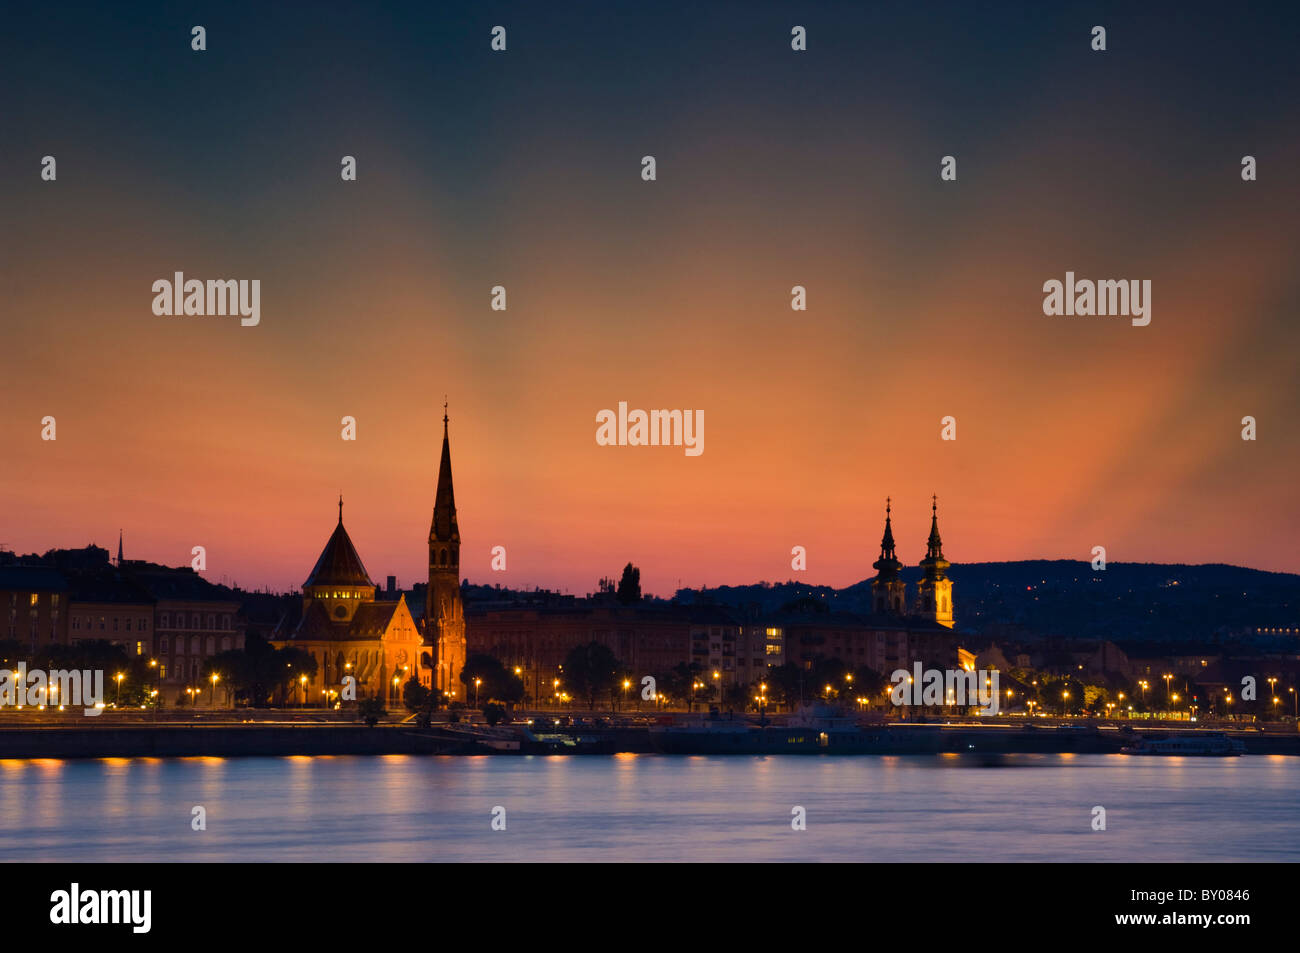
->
[[1120, 732, 1245, 756]]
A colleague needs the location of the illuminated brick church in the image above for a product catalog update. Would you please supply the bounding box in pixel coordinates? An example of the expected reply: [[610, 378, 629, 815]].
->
[[274, 410, 467, 702]]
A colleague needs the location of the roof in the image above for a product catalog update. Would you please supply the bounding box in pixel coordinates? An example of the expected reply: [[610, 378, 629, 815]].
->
[[0, 566, 68, 591], [304, 517, 373, 589], [66, 569, 155, 604], [348, 601, 402, 640], [130, 566, 238, 604], [279, 597, 407, 643]]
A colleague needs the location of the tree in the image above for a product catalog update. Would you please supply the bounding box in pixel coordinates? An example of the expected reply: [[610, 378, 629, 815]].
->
[[851, 665, 888, 703], [460, 653, 525, 707], [722, 681, 749, 712], [357, 695, 386, 727], [660, 661, 702, 709], [403, 675, 431, 713], [563, 642, 621, 710], [616, 563, 641, 605], [764, 662, 806, 709]]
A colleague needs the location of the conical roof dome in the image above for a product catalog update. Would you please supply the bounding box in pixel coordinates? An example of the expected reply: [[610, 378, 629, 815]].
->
[[304, 499, 373, 589]]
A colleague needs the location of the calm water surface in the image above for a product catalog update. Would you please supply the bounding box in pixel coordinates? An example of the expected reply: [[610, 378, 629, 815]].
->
[[3, 753, 1296, 862]]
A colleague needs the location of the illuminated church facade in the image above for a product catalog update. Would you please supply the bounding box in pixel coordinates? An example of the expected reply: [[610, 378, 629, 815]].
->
[[273, 411, 468, 703]]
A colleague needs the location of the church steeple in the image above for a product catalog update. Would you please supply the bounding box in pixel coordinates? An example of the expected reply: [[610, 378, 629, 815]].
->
[[430, 404, 459, 546], [920, 495, 948, 572], [916, 494, 954, 628], [116, 530, 124, 567], [426, 403, 466, 700], [873, 497, 902, 575], [871, 497, 907, 615]]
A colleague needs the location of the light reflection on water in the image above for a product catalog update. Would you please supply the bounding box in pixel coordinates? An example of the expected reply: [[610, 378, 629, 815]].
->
[[0, 753, 1295, 862]]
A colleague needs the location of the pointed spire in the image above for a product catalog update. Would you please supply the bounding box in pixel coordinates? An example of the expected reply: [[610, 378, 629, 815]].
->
[[338, 493, 344, 524], [880, 497, 897, 557], [926, 494, 944, 560], [116, 530, 123, 567], [920, 494, 950, 580], [873, 497, 902, 577], [431, 405, 459, 543]]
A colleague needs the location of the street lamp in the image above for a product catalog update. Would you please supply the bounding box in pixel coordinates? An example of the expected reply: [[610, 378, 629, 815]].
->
[[474, 677, 482, 710], [1163, 674, 1173, 705], [209, 672, 219, 707], [114, 672, 124, 708], [149, 659, 160, 719], [299, 673, 307, 707]]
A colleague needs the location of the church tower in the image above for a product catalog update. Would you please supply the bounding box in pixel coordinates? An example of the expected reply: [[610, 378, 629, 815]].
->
[[871, 498, 908, 615], [426, 405, 467, 699], [915, 495, 954, 628]]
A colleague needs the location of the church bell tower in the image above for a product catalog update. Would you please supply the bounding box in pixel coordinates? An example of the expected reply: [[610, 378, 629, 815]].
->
[[426, 405, 467, 699], [916, 495, 955, 628], [871, 498, 908, 615]]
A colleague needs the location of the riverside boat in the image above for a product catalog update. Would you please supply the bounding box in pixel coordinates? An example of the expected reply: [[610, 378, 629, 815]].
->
[[1120, 732, 1245, 756], [649, 705, 906, 755]]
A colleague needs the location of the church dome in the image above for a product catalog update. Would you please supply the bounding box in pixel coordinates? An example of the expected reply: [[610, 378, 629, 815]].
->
[[304, 500, 373, 589]]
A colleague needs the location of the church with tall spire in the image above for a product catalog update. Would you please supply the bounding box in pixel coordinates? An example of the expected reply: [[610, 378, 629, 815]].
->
[[425, 403, 467, 700]]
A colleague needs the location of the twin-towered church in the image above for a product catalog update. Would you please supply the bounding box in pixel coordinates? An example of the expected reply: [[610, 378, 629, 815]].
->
[[871, 496, 954, 629], [272, 410, 467, 704]]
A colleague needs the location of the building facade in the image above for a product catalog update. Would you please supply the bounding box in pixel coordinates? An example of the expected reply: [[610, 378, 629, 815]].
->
[[0, 567, 69, 649], [273, 499, 424, 705]]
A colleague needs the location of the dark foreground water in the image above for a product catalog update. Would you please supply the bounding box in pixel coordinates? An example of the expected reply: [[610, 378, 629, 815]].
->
[[3, 753, 1296, 862]]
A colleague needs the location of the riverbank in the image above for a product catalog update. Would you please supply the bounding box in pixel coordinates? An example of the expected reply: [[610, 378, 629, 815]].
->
[[0, 720, 1295, 759]]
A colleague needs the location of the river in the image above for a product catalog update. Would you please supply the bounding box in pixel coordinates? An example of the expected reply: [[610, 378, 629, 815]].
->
[[3, 753, 1295, 862]]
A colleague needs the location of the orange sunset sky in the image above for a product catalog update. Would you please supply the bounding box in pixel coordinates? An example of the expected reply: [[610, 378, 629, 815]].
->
[[4, 4, 1298, 594]]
